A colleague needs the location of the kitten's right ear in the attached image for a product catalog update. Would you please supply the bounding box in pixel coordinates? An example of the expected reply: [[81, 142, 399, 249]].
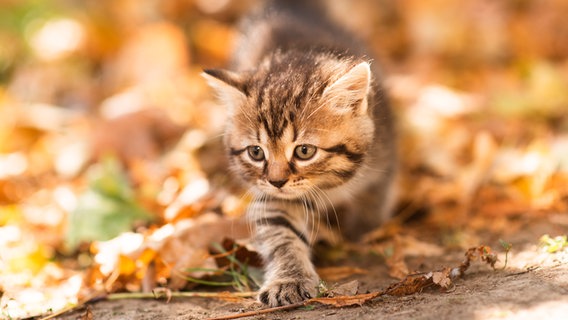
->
[[321, 62, 371, 115], [202, 69, 248, 111]]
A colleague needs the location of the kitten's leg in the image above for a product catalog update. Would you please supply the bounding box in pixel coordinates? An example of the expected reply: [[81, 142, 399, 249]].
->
[[251, 201, 319, 307]]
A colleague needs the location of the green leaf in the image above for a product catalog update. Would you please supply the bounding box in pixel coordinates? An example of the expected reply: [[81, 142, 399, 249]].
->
[[539, 234, 568, 253], [66, 157, 153, 250]]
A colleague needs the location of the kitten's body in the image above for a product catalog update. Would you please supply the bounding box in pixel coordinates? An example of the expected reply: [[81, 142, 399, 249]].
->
[[204, 0, 396, 307]]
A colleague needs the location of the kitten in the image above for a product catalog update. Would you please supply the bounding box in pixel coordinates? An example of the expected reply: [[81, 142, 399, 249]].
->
[[203, 0, 397, 307]]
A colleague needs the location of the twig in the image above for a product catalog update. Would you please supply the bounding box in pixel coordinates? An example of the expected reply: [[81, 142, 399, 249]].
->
[[206, 301, 307, 320]]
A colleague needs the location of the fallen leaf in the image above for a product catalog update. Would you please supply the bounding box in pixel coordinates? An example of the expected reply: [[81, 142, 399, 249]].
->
[[66, 157, 154, 249], [316, 266, 368, 282], [310, 291, 380, 307], [431, 268, 453, 289], [327, 280, 360, 297], [386, 255, 409, 280], [383, 272, 432, 296], [211, 238, 263, 270]]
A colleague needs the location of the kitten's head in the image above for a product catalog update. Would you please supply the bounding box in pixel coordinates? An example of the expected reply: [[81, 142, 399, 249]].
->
[[204, 55, 375, 199]]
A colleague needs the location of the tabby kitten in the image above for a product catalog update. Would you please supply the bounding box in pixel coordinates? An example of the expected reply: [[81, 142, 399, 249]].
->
[[204, 0, 396, 307]]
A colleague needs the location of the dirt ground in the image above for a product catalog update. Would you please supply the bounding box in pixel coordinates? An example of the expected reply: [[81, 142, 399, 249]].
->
[[56, 216, 568, 320]]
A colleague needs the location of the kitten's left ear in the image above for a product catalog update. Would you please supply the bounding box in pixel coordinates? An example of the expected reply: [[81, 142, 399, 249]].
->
[[202, 69, 248, 113], [321, 62, 371, 115]]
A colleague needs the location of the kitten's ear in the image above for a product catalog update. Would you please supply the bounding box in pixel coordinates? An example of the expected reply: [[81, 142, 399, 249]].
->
[[321, 62, 371, 115], [202, 69, 248, 112]]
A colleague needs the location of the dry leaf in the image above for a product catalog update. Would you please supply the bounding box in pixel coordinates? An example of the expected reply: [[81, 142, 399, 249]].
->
[[317, 266, 368, 282], [386, 256, 409, 280], [431, 269, 453, 289], [327, 280, 360, 297], [211, 238, 263, 269], [383, 272, 432, 296], [310, 292, 380, 307]]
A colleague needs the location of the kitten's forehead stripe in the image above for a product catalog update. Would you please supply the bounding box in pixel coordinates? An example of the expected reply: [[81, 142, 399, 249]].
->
[[322, 144, 364, 164], [255, 76, 319, 143], [256, 73, 270, 108]]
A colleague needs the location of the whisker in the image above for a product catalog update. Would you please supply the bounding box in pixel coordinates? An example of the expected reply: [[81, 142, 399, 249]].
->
[[303, 189, 316, 242], [313, 185, 341, 242], [300, 193, 314, 244], [305, 186, 327, 242]]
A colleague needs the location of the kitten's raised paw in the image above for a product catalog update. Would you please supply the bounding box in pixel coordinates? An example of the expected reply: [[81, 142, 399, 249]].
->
[[258, 280, 316, 307]]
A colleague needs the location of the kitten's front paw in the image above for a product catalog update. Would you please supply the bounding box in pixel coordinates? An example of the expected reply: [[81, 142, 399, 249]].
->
[[258, 279, 318, 307]]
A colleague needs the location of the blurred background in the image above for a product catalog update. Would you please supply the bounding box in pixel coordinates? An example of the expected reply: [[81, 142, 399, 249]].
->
[[1, 0, 567, 318]]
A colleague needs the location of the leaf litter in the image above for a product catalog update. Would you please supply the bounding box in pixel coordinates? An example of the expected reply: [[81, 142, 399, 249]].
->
[[208, 246, 499, 320]]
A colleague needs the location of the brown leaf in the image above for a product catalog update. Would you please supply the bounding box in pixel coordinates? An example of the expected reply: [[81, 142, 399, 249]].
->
[[431, 268, 453, 289], [384, 273, 432, 296], [317, 266, 368, 282], [211, 238, 263, 269], [327, 280, 360, 297], [387, 257, 409, 280], [310, 292, 380, 307], [385, 235, 410, 280]]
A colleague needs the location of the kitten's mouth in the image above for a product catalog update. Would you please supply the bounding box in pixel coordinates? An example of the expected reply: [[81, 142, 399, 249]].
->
[[262, 187, 303, 199]]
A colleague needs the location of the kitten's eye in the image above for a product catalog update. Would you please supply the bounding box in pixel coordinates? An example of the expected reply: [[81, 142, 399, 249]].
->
[[247, 145, 265, 161], [294, 144, 317, 160]]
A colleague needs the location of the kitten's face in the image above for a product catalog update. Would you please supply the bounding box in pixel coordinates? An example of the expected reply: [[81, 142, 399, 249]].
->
[[205, 58, 375, 199]]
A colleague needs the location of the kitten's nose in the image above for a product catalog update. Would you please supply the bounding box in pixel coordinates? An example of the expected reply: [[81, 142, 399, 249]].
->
[[268, 179, 288, 188]]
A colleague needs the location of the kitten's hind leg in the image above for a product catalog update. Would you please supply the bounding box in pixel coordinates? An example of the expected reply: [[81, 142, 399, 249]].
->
[[251, 202, 319, 307]]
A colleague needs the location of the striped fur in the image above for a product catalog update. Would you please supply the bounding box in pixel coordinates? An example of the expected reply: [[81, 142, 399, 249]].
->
[[204, 0, 396, 307]]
